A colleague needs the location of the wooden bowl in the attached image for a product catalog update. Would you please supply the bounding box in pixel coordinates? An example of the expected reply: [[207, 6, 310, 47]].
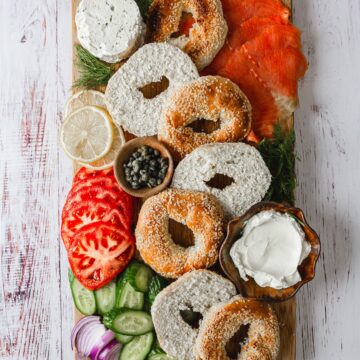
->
[[114, 136, 174, 198], [219, 202, 321, 302]]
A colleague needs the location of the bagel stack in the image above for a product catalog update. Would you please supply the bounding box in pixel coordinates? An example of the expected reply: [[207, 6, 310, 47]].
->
[[171, 143, 272, 217], [151, 270, 237, 360]]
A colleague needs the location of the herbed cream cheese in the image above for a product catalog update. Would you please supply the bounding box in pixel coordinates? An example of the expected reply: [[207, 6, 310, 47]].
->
[[230, 210, 311, 289], [76, 0, 145, 63]]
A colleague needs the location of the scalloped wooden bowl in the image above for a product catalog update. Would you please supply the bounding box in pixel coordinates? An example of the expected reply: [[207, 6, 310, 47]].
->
[[114, 136, 174, 198], [220, 202, 321, 302]]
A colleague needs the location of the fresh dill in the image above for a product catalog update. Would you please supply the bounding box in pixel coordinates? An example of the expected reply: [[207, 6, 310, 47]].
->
[[258, 123, 297, 205], [136, 0, 153, 19], [73, 45, 114, 89]]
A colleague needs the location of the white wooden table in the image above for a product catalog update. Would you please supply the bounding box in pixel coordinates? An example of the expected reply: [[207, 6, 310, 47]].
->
[[0, 0, 359, 359]]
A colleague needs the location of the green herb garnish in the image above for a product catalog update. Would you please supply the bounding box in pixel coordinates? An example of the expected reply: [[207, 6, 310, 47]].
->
[[258, 124, 297, 205], [74, 45, 114, 89], [135, 0, 153, 19]]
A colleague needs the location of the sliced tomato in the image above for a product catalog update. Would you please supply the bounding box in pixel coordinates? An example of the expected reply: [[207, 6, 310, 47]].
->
[[73, 167, 114, 184], [70, 176, 118, 195], [61, 200, 128, 249], [63, 186, 123, 215], [68, 222, 135, 290]]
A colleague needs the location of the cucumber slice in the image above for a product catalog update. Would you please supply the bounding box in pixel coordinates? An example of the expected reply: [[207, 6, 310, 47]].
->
[[71, 278, 96, 316], [115, 332, 134, 345], [117, 282, 144, 310], [112, 310, 154, 335], [119, 332, 154, 360], [95, 281, 116, 315], [148, 355, 175, 360], [127, 262, 153, 292]]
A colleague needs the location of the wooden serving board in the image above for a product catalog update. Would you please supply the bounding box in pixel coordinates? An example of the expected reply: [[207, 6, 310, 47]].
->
[[71, 0, 295, 358]]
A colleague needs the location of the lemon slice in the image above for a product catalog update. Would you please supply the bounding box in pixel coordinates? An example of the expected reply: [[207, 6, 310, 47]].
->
[[60, 106, 113, 163], [78, 122, 125, 170], [64, 90, 106, 117]]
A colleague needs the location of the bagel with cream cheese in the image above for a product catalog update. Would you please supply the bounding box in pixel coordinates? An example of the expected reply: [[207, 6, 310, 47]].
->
[[105, 43, 199, 136], [171, 143, 271, 217], [151, 270, 237, 360], [195, 296, 280, 360], [76, 0, 145, 63], [135, 188, 225, 278], [158, 76, 252, 159], [147, 0, 228, 70]]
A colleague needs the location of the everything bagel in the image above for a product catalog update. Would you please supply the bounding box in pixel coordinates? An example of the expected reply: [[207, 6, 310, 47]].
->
[[135, 189, 225, 278], [158, 76, 252, 159], [195, 296, 280, 360], [147, 0, 228, 70]]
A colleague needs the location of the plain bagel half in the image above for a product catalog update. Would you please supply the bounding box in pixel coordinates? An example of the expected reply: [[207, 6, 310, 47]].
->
[[171, 142, 272, 218], [151, 270, 237, 360]]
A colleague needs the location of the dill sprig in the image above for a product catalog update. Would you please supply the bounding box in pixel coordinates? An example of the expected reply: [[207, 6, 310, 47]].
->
[[258, 123, 297, 205], [136, 0, 153, 19], [74, 45, 114, 89]]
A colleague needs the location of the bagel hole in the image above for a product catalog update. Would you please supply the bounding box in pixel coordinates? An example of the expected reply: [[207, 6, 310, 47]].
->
[[225, 324, 251, 359], [168, 219, 195, 248], [205, 174, 235, 190], [139, 76, 169, 99], [171, 12, 195, 38], [187, 118, 221, 134], [180, 306, 203, 329]]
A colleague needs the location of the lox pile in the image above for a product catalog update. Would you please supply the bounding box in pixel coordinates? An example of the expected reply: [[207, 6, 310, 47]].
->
[[61, 167, 135, 290], [203, 0, 308, 141]]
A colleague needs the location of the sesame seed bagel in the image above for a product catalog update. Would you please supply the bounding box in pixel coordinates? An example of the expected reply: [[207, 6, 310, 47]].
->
[[105, 43, 198, 136], [151, 270, 237, 360], [158, 76, 252, 159], [135, 189, 225, 278], [172, 143, 272, 217], [147, 0, 228, 70], [195, 296, 280, 360]]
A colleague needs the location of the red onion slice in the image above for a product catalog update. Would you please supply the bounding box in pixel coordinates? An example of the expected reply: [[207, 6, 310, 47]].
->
[[89, 330, 116, 360], [98, 339, 122, 360], [71, 316, 101, 350]]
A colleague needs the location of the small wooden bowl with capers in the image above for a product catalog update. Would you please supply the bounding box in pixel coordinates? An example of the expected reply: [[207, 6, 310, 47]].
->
[[114, 136, 174, 198]]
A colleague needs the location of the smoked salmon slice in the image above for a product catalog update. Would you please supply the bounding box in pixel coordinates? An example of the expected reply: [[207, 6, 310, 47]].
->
[[220, 49, 280, 139], [221, 0, 290, 29], [253, 46, 308, 98]]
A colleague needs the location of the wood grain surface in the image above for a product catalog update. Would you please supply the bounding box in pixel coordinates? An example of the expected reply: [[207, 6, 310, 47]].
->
[[1, 0, 360, 359]]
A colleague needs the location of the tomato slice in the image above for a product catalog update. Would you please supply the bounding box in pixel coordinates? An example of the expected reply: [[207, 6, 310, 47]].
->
[[63, 185, 134, 224], [61, 200, 128, 249], [71, 176, 118, 194], [69, 222, 135, 290], [73, 167, 114, 184], [63, 186, 122, 215]]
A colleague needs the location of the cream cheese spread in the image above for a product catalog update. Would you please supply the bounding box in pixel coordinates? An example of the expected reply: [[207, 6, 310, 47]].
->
[[76, 0, 145, 63], [230, 210, 311, 289]]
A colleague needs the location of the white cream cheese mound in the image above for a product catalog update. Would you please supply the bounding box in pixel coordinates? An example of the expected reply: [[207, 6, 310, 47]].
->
[[171, 143, 271, 217], [76, 0, 145, 63], [105, 43, 199, 136], [151, 270, 237, 360], [230, 210, 311, 290]]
